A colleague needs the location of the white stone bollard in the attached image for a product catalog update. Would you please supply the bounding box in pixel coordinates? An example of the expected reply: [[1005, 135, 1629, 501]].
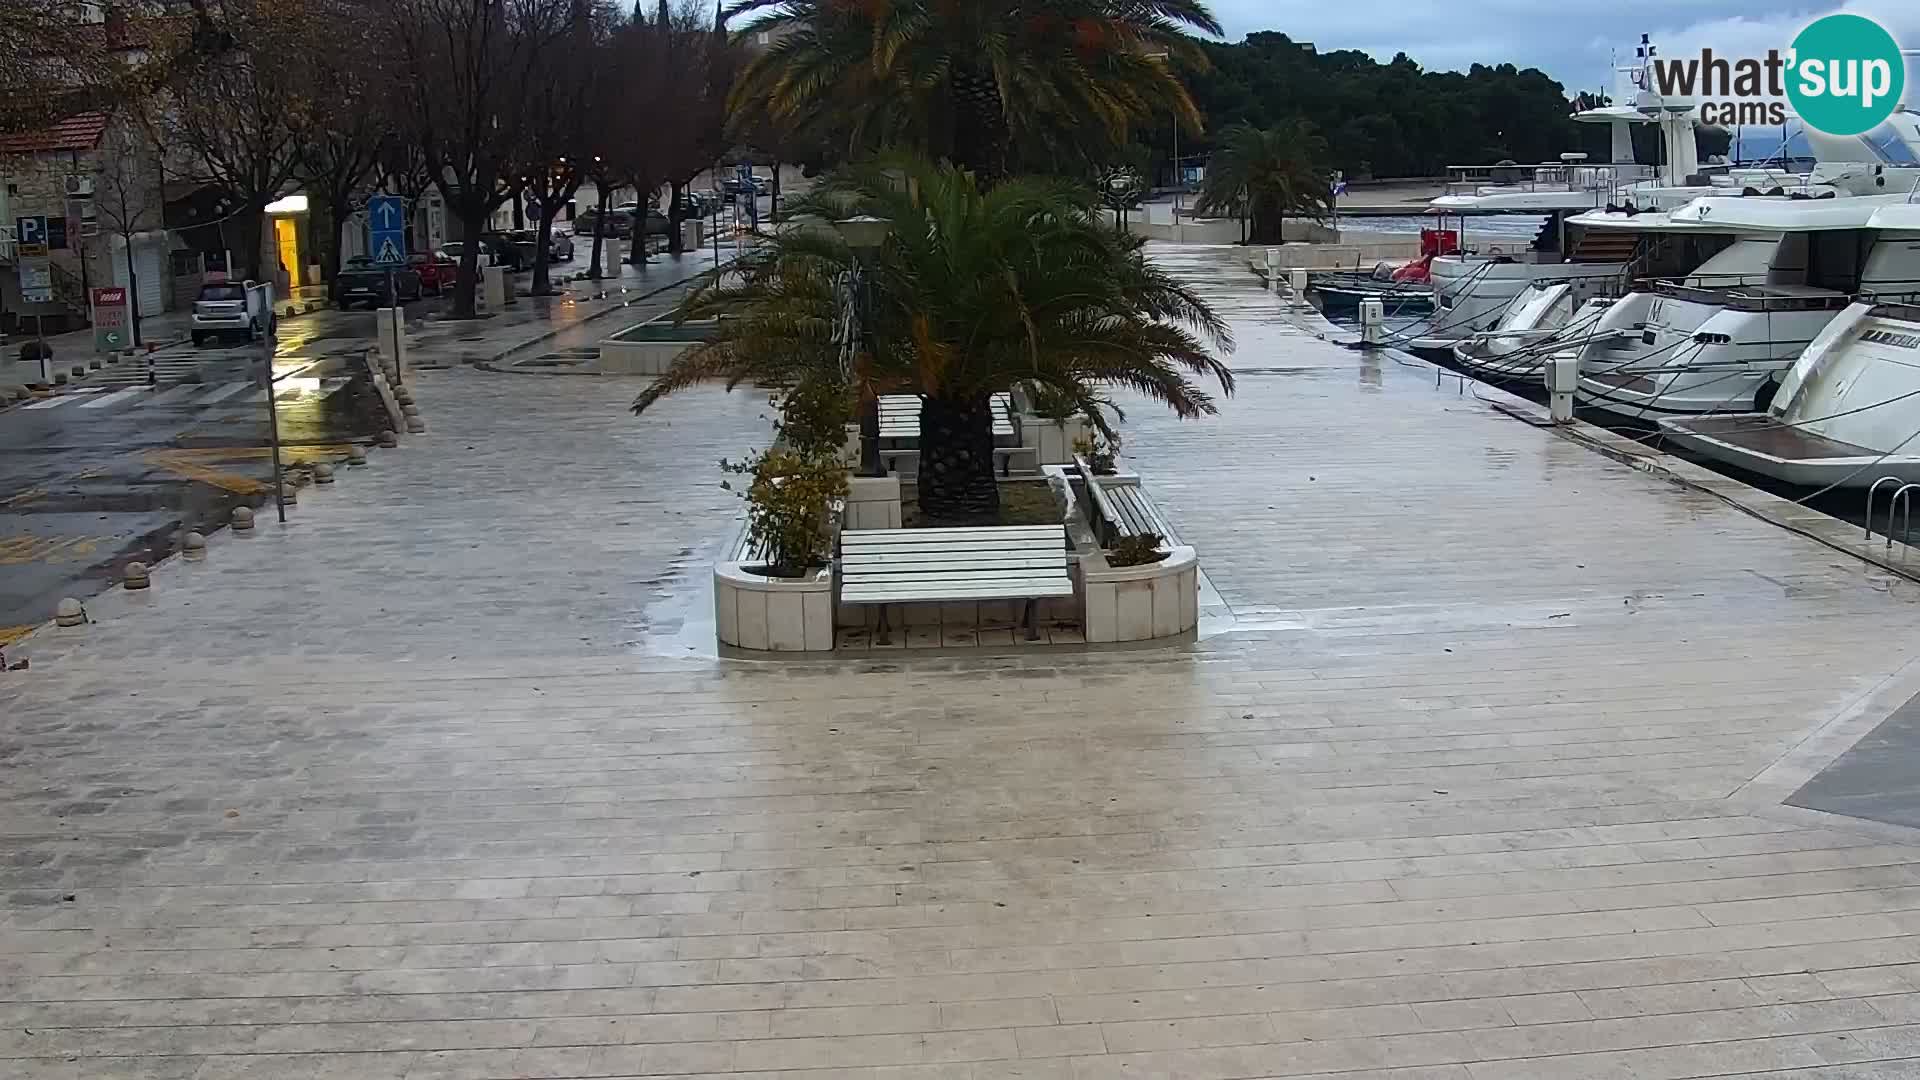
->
[[280, 484, 299, 505], [181, 532, 207, 561], [313, 463, 335, 485], [55, 598, 87, 626], [406, 416, 427, 434], [346, 445, 368, 467], [377, 430, 399, 448], [401, 403, 421, 418], [123, 561, 150, 590], [232, 506, 255, 532], [1289, 268, 1309, 309]]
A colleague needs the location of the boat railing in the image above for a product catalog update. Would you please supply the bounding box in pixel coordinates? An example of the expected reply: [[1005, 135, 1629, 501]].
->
[[1442, 162, 1656, 196], [1650, 280, 1854, 313]]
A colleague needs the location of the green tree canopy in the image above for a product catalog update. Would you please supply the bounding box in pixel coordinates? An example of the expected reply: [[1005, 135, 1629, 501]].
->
[[634, 157, 1235, 521], [726, 0, 1221, 181], [1178, 33, 1580, 179]]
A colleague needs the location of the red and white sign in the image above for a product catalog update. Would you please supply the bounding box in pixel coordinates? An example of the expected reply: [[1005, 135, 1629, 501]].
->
[[92, 287, 129, 352]]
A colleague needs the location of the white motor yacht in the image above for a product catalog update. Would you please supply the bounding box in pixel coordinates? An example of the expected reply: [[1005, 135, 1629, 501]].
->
[[1412, 40, 1920, 353], [1657, 203, 1920, 487], [1449, 226, 1779, 383], [1657, 300, 1920, 487], [1573, 190, 1920, 421]]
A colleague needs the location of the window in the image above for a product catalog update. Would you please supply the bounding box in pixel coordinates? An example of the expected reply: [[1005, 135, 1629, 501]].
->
[[199, 284, 246, 301]]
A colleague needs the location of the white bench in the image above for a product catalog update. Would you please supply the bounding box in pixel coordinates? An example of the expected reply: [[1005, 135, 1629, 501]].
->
[[1075, 455, 1163, 547], [840, 525, 1073, 642], [879, 394, 1017, 443]]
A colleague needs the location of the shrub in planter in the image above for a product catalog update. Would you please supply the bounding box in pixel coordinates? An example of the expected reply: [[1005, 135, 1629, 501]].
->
[[1107, 532, 1168, 567], [722, 448, 850, 578], [1073, 432, 1120, 475]]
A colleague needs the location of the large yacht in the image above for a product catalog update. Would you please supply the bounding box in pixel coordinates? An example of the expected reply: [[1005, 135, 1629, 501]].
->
[[1411, 41, 1920, 354], [1571, 190, 1920, 421], [1656, 202, 1920, 488]]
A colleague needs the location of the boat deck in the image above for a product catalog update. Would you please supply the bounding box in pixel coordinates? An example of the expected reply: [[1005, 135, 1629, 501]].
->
[[1664, 414, 1876, 460]]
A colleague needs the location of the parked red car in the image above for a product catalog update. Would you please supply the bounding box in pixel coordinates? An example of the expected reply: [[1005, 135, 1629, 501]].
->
[[409, 252, 460, 294]]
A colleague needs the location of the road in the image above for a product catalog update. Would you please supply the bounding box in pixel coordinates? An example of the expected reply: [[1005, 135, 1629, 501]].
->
[[0, 310, 390, 642]]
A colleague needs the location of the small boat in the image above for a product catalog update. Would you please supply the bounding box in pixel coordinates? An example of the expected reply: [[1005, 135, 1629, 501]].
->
[[1306, 264, 1435, 315]]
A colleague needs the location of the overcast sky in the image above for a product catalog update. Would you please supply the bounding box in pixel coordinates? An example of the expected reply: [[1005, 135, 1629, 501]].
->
[[1205, 1, 1920, 96]]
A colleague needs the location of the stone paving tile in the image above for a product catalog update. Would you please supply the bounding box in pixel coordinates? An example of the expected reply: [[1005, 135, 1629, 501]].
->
[[5, 245, 1920, 1077]]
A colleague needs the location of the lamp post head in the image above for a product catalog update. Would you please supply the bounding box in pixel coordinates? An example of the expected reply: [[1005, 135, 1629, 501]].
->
[[834, 214, 892, 253]]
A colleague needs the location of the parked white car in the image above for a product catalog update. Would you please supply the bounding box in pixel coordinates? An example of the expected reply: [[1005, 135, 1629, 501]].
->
[[190, 280, 276, 346]]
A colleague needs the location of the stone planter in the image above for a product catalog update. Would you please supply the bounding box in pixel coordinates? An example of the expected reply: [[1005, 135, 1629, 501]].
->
[[1020, 413, 1090, 466], [715, 561, 835, 653], [844, 474, 902, 530], [596, 318, 716, 375], [1079, 545, 1199, 644]]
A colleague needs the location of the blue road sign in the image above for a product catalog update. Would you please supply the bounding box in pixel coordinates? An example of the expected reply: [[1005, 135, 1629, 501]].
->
[[367, 195, 407, 265]]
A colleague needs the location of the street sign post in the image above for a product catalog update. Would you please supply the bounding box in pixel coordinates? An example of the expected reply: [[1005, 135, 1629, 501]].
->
[[15, 216, 52, 304], [91, 287, 129, 353], [367, 196, 407, 266]]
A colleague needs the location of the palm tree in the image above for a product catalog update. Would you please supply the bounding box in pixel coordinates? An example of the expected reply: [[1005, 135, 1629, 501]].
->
[[633, 158, 1235, 522], [726, 0, 1220, 181], [1195, 121, 1334, 245]]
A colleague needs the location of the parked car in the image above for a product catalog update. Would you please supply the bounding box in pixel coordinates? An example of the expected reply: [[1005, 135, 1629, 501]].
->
[[547, 230, 575, 261], [440, 240, 486, 267], [408, 251, 459, 294], [480, 232, 529, 271], [332, 257, 423, 309], [191, 280, 276, 346], [503, 230, 542, 269], [577, 204, 635, 238], [638, 208, 671, 236]]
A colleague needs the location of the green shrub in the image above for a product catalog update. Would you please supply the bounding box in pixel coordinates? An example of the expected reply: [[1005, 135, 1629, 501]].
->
[[722, 449, 850, 578], [1107, 532, 1168, 568], [1072, 432, 1119, 475]]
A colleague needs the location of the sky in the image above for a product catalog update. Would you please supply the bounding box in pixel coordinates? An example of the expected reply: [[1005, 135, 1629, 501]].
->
[[1204, 1, 1920, 98]]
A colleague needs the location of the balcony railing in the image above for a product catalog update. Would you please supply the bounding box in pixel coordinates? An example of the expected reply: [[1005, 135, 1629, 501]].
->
[[1443, 162, 1658, 197]]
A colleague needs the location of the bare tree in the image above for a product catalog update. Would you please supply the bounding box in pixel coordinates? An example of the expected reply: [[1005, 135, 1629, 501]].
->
[[158, 0, 316, 281], [650, 0, 733, 256], [0, 1, 230, 136], [389, 0, 584, 317], [516, 0, 607, 295], [291, 18, 392, 282], [89, 117, 166, 347]]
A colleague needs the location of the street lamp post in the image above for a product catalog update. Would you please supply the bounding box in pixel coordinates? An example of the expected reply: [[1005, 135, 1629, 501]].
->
[[833, 214, 891, 478]]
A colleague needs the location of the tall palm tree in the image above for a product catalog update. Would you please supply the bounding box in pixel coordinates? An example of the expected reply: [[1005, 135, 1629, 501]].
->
[[726, 0, 1220, 181], [634, 158, 1235, 522], [1195, 121, 1334, 245]]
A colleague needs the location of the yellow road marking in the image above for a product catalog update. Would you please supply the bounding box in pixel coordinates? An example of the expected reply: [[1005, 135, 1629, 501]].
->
[[0, 535, 102, 566], [142, 451, 268, 496], [0, 625, 33, 646]]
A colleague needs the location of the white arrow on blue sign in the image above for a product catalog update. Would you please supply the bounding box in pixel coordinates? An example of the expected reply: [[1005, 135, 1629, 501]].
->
[[367, 195, 408, 265]]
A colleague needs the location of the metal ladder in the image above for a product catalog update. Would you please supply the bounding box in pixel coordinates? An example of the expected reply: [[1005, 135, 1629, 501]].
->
[[1865, 477, 1920, 553]]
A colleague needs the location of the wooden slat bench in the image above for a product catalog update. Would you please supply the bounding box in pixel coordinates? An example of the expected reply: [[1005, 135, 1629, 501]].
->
[[840, 525, 1073, 642], [878, 393, 1018, 445], [1075, 455, 1163, 547]]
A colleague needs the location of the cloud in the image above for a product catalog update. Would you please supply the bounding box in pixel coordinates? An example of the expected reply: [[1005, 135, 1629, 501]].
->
[[1204, 1, 1918, 95]]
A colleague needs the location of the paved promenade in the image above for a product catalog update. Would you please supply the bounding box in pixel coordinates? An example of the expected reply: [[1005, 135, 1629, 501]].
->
[[6, 246, 1920, 1078]]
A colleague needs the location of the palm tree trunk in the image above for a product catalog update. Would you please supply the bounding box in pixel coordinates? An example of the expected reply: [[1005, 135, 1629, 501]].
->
[[918, 394, 1000, 522], [949, 65, 1009, 182]]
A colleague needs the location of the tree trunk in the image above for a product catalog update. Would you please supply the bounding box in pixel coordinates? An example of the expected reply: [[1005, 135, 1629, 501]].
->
[[238, 206, 267, 282], [917, 394, 1000, 523], [587, 189, 609, 279], [511, 188, 525, 229], [948, 65, 1009, 182], [667, 181, 686, 255], [452, 210, 483, 317], [532, 208, 556, 295], [323, 193, 352, 284], [769, 163, 781, 225]]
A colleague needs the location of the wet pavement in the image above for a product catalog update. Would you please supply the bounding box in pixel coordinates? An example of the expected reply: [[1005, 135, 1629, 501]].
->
[[0, 251, 725, 637], [11, 245, 1920, 1078]]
